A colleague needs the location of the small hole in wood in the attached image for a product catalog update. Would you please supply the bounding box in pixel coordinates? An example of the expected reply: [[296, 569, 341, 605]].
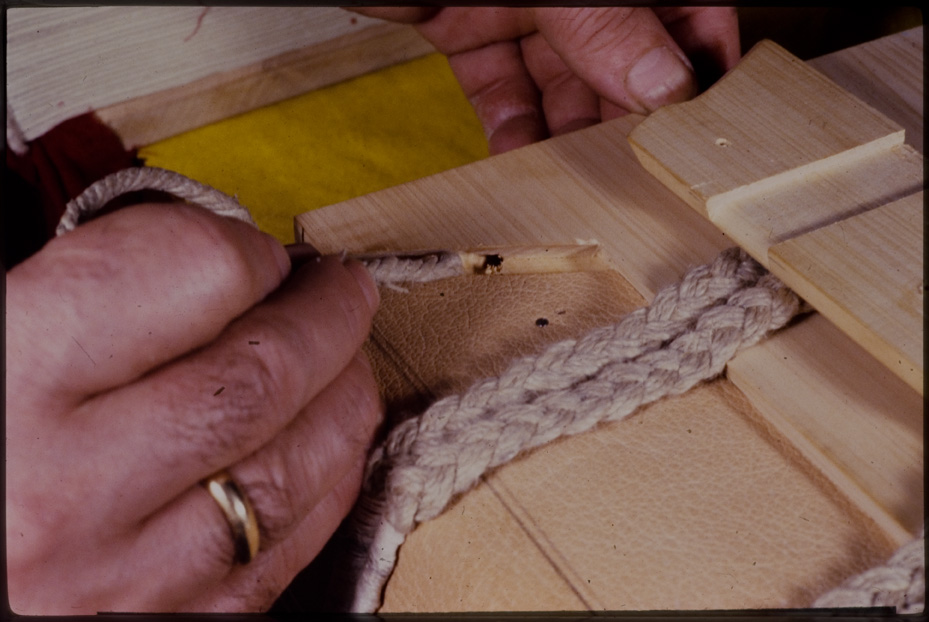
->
[[482, 254, 504, 274], [715, 138, 730, 147], [535, 318, 549, 328]]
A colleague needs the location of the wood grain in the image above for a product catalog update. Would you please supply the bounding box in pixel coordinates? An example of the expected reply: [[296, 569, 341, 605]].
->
[[296, 29, 924, 548], [627, 40, 905, 218], [808, 26, 924, 154], [97, 22, 434, 148], [770, 193, 924, 391], [7, 7, 430, 144], [629, 39, 924, 393]]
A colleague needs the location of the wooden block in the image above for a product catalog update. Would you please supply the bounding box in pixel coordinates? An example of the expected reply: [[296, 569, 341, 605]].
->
[[6, 6, 433, 148], [728, 313, 923, 540], [628, 39, 924, 392], [96, 22, 434, 148], [292, 29, 923, 610], [808, 26, 924, 154], [363, 271, 896, 611], [770, 193, 924, 392], [627, 40, 906, 218]]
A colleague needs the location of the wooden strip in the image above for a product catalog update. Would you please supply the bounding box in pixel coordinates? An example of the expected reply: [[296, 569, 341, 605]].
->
[[728, 313, 923, 541], [709, 144, 923, 262], [97, 22, 434, 148], [354, 244, 608, 276], [628, 37, 924, 391], [770, 193, 924, 392], [627, 40, 905, 217], [295, 29, 923, 543], [7, 7, 405, 142]]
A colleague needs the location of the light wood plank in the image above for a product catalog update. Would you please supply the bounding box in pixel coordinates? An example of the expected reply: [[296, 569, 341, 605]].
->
[[770, 193, 924, 392], [809, 26, 924, 154], [728, 313, 923, 538], [296, 30, 923, 545], [296, 113, 729, 299], [7, 7, 427, 143], [628, 38, 924, 392], [627, 40, 905, 218], [96, 22, 434, 148]]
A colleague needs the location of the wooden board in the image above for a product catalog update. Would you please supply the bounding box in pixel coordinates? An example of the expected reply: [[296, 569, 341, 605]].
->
[[770, 193, 924, 390], [294, 28, 924, 610], [6, 7, 433, 148], [95, 22, 434, 149], [807, 25, 924, 154], [627, 40, 906, 219], [629, 40, 924, 393], [354, 268, 897, 611], [296, 30, 923, 545]]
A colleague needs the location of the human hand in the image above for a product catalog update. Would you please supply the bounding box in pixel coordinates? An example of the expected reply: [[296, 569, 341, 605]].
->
[[351, 7, 740, 154], [6, 203, 383, 613]]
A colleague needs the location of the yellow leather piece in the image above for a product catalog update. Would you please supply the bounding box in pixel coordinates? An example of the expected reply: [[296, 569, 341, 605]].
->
[[138, 53, 488, 244]]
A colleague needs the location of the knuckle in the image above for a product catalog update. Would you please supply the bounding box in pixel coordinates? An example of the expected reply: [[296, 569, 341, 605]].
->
[[163, 350, 283, 467], [239, 456, 299, 546], [540, 7, 639, 55], [41, 238, 127, 309], [180, 210, 257, 284]]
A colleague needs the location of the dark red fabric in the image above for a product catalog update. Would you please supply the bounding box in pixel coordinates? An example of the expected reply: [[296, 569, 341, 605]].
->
[[4, 112, 140, 268]]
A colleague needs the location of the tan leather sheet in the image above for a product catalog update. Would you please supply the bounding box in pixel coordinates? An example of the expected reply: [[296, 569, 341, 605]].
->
[[361, 269, 895, 611]]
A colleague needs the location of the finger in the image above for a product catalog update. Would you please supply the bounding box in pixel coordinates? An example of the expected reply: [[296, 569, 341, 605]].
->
[[120, 355, 379, 611], [219, 352, 381, 552], [520, 32, 602, 136], [74, 257, 379, 521], [284, 242, 320, 266], [447, 41, 547, 155], [5, 202, 290, 408], [180, 458, 367, 612], [652, 7, 741, 88], [534, 7, 698, 115]]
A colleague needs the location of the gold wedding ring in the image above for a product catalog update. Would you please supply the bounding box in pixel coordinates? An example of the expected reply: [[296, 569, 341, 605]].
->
[[202, 470, 260, 565]]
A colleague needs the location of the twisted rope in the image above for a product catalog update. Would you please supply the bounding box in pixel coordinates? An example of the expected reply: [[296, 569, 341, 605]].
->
[[337, 250, 801, 611], [57, 166, 256, 235], [57, 167, 464, 284], [813, 528, 925, 613], [58, 166, 923, 614], [362, 253, 465, 287]]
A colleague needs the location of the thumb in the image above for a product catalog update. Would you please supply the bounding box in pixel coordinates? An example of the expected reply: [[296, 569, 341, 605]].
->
[[534, 7, 697, 114]]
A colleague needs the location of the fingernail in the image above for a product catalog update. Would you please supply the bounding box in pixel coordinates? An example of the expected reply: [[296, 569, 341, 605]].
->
[[345, 259, 380, 313], [626, 47, 696, 113]]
